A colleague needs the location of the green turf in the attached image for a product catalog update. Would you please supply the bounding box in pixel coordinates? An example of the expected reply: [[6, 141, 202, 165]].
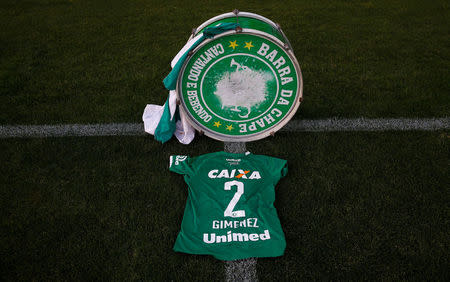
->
[[1, 136, 224, 281], [1, 132, 448, 280], [1, 0, 449, 125], [256, 131, 449, 280], [1, 0, 449, 280]]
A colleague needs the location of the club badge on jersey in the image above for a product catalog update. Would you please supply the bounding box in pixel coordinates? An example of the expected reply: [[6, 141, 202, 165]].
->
[[169, 151, 287, 261]]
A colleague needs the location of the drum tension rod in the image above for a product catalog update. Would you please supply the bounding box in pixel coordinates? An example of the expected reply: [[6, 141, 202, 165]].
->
[[233, 9, 242, 33], [276, 22, 293, 51]]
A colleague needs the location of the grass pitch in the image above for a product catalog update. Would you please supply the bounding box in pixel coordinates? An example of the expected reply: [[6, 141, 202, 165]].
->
[[1, 0, 449, 124], [1, 132, 449, 280], [1, 0, 449, 280]]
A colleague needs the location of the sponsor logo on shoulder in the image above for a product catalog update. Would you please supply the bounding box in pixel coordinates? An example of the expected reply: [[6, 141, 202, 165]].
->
[[174, 155, 187, 165]]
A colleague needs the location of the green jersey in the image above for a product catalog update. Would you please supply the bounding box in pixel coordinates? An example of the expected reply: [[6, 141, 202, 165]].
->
[[169, 151, 287, 261]]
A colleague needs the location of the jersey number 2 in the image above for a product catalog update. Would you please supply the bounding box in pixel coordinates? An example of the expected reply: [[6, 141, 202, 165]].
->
[[224, 180, 245, 218]]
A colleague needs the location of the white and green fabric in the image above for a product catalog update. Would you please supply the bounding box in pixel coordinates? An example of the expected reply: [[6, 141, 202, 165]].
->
[[143, 90, 194, 144], [143, 23, 239, 144], [169, 151, 287, 260]]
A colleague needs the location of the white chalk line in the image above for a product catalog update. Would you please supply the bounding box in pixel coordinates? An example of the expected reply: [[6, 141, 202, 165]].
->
[[223, 142, 259, 282], [225, 257, 258, 282], [0, 118, 448, 138]]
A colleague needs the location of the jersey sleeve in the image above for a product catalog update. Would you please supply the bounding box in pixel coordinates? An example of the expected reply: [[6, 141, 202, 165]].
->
[[169, 155, 192, 175], [266, 156, 288, 183]]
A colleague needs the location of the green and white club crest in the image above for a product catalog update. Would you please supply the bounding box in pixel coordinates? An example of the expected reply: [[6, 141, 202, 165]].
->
[[178, 32, 302, 141]]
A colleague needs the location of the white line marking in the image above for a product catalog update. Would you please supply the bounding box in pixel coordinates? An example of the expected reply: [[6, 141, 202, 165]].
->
[[225, 257, 258, 282], [224, 142, 247, 153], [0, 123, 145, 138], [0, 118, 448, 138], [283, 118, 450, 132], [223, 142, 258, 282]]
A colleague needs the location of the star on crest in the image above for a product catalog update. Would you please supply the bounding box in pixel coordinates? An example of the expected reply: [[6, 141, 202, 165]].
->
[[244, 41, 254, 50], [226, 124, 234, 131], [229, 40, 238, 50], [213, 121, 222, 127]]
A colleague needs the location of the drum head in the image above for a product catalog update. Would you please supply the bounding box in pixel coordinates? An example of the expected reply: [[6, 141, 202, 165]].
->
[[177, 30, 303, 142]]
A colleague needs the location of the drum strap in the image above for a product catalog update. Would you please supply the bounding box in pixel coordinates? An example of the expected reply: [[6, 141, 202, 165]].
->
[[144, 23, 240, 144], [163, 23, 239, 90], [203, 22, 239, 38]]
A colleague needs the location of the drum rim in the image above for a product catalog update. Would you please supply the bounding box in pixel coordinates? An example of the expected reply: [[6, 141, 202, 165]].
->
[[194, 12, 279, 35], [177, 11, 293, 68], [189, 11, 293, 51], [176, 29, 303, 142]]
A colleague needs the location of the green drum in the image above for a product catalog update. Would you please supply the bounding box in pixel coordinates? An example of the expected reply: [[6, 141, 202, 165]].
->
[[176, 11, 303, 142], [190, 11, 292, 49]]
